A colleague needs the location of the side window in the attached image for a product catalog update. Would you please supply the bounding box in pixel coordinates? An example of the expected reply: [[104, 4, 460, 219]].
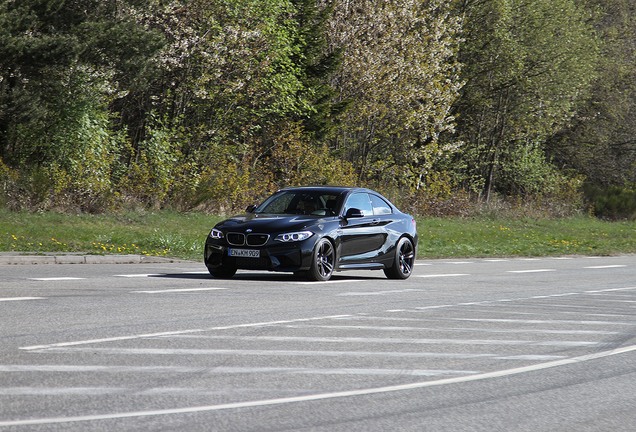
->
[[344, 193, 373, 216], [370, 194, 393, 215], [319, 194, 339, 215]]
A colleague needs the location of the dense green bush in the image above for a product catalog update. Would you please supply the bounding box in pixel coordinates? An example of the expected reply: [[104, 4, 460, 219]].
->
[[584, 185, 636, 221]]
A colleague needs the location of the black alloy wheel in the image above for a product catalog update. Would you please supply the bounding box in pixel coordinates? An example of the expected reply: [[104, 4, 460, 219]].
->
[[309, 238, 335, 281], [384, 237, 415, 279]]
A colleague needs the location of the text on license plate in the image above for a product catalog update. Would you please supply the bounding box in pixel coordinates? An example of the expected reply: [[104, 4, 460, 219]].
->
[[229, 249, 260, 258]]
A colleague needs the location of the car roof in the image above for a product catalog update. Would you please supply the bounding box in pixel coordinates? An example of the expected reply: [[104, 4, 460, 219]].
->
[[278, 186, 374, 195]]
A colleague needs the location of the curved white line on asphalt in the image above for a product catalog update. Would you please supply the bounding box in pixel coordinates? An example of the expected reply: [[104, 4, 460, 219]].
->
[[3, 344, 636, 427]]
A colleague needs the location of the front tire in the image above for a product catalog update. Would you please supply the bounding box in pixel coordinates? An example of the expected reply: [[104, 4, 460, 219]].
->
[[308, 238, 335, 281], [384, 237, 415, 280]]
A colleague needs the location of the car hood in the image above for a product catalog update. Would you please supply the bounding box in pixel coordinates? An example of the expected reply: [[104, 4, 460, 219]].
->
[[214, 213, 334, 233]]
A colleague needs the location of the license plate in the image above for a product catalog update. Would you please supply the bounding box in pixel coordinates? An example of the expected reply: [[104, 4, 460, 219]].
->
[[229, 249, 260, 258]]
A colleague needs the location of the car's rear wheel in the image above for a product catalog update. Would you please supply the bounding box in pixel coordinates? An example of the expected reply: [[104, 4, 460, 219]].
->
[[384, 237, 415, 279], [208, 266, 237, 278], [308, 238, 335, 281]]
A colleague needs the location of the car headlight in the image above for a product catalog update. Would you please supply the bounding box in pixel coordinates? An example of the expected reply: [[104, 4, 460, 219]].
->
[[275, 231, 314, 242], [209, 228, 224, 240]]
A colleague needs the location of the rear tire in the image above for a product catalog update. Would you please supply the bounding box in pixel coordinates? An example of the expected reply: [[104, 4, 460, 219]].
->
[[308, 238, 335, 281], [384, 237, 415, 279], [207, 266, 237, 278]]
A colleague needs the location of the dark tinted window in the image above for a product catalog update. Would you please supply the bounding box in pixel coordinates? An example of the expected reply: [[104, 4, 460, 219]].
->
[[256, 191, 341, 215], [257, 191, 294, 214]]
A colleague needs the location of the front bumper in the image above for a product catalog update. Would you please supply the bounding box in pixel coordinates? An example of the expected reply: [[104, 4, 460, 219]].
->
[[204, 240, 314, 273]]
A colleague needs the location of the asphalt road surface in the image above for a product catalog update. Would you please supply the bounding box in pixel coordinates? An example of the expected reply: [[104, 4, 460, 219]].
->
[[1, 255, 635, 431]]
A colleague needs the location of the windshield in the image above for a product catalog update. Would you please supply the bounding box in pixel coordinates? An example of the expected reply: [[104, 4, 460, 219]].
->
[[255, 191, 340, 216]]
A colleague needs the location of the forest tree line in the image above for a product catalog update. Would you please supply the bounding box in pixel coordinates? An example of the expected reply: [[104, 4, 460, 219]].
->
[[1, 0, 635, 217]]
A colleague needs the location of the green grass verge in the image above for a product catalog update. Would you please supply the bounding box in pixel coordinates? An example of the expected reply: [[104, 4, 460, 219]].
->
[[0, 209, 224, 261], [1, 209, 635, 260], [418, 217, 636, 258]]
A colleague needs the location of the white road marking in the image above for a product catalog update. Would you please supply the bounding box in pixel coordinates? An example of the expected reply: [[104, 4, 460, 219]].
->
[[132, 288, 227, 294], [163, 333, 602, 348], [327, 318, 622, 336], [584, 265, 627, 269], [449, 317, 636, 326], [118, 271, 210, 278], [337, 289, 424, 296], [29, 347, 567, 361], [579, 298, 636, 304], [4, 345, 635, 426], [585, 287, 636, 293], [0, 297, 45, 302], [518, 302, 636, 312], [586, 293, 636, 297], [416, 274, 470, 278], [295, 280, 359, 285], [416, 304, 456, 310], [0, 364, 479, 377], [0, 387, 127, 396], [507, 269, 555, 273], [27, 277, 85, 281]]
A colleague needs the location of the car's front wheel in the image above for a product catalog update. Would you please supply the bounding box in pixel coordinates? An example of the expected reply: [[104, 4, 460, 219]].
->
[[308, 238, 335, 281], [207, 266, 237, 279], [384, 237, 415, 279]]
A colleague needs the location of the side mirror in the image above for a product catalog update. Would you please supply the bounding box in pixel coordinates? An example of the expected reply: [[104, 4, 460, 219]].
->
[[245, 204, 257, 213], [344, 208, 364, 218]]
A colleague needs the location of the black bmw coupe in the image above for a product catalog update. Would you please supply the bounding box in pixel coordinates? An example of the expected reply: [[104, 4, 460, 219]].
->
[[204, 186, 418, 281]]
